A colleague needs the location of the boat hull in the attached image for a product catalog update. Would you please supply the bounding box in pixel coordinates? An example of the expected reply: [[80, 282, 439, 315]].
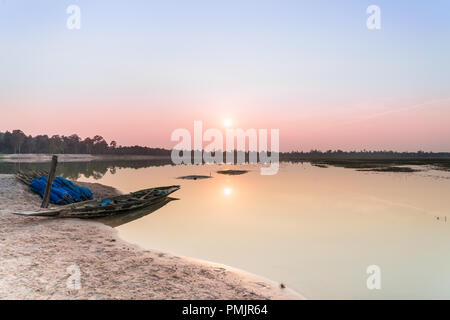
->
[[13, 185, 180, 218]]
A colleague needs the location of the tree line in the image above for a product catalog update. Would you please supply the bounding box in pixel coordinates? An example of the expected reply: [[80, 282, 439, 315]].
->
[[1, 129, 449, 158], [0, 130, 170, 156], [280, 150, 450, 160]]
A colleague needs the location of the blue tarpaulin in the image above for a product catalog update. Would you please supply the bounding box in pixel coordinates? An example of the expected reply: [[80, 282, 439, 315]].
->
[[29, 176, 94, 205]]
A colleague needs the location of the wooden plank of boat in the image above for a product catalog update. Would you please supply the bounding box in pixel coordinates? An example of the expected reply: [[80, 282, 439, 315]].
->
[[13, 185, 180, 218], [13, 210, 63, 217]]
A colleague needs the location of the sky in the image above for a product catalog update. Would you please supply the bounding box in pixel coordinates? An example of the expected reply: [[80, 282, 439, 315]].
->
[[0, 0, 449, 151]]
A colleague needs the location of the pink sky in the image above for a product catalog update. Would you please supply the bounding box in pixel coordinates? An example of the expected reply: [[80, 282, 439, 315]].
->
[[1, 95, 449, 152], [2, 1, 450, 152]]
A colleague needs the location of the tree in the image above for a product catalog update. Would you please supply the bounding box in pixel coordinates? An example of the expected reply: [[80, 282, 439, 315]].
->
[[92, 135, 108, 154], [3, 131, 14, 153], [11, 130, 26, 154], [34, 135, 50, 153], [49, 135, 63, 154]]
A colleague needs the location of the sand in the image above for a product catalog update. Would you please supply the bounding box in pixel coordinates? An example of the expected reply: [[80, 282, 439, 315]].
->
[[0, 174, 302, 300]]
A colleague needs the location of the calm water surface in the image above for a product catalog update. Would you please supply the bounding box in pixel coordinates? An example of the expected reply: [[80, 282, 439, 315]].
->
[[76, 162, 450, 299], [3, 161, 450, 299]]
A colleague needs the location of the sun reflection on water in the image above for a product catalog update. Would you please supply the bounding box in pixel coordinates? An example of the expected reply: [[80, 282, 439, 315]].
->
[[224, 187, 232, 196]]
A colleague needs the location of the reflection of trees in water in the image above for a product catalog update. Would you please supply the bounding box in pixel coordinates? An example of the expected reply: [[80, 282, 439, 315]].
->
[[0, 159, 174, 180]]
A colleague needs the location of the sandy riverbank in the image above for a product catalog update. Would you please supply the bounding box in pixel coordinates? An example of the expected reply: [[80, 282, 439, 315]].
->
[[0, 174, 302, 300], [0, 154, 171, 163]]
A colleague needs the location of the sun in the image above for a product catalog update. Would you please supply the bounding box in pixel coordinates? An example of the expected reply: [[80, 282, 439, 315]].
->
[[224, 187, 232, 196], [224, 119, 232, 127]]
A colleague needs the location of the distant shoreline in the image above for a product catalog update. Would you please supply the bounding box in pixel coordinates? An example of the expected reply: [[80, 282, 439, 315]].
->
[[0, 154, 171, 163], [1, 153, 449, 172]]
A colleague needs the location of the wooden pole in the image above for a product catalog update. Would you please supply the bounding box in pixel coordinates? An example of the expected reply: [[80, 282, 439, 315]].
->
[[41, 155, 58, 208]]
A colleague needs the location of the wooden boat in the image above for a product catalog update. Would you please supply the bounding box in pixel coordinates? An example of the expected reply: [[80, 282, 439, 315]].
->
[[13, 185, 180, 218]]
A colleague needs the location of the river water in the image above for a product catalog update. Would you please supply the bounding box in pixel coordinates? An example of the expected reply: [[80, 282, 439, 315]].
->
[[2, 160, 450, 299]]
